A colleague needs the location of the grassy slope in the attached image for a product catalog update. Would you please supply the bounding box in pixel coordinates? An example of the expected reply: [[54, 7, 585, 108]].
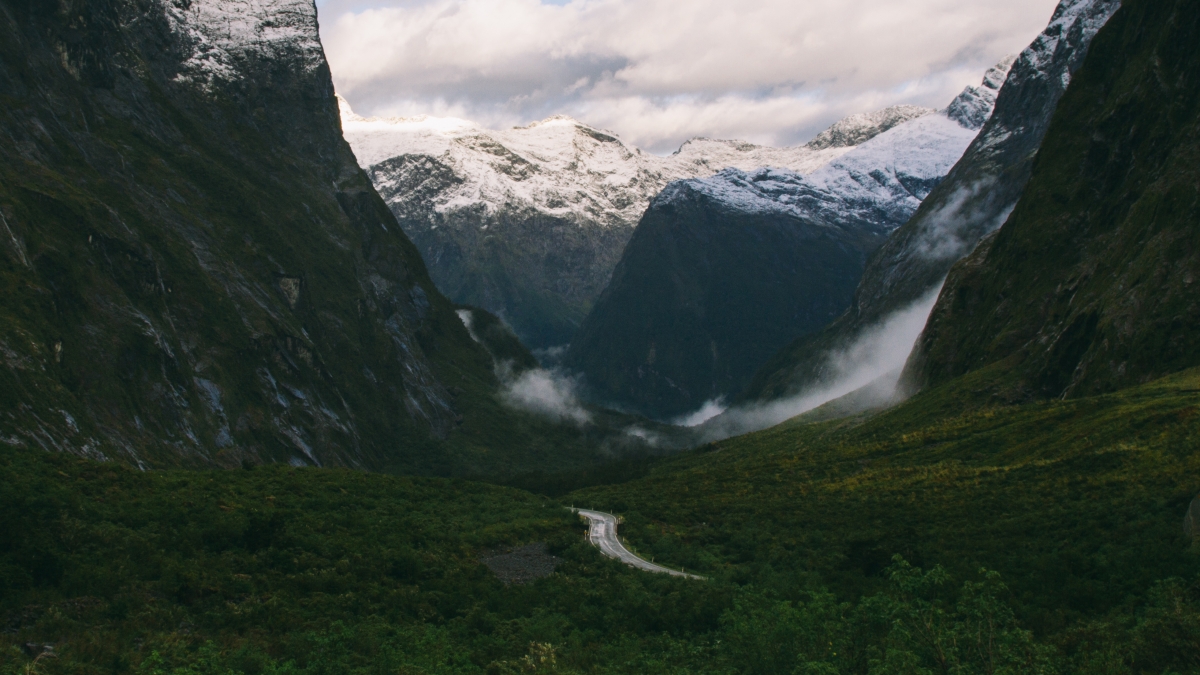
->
[[574, 366, 1200, 636]]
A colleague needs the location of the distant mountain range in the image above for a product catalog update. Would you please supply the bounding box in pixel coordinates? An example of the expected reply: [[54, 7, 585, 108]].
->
[[563, 64, 1012, 419], [339, 101, 932, 348]]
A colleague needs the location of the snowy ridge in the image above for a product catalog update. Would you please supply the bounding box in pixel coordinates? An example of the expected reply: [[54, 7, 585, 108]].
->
[[658, 64, 1012, 233], [735, 0, 1121, 412], [164, 0, 325, 89], [970, 0, 1121, 167], [806, 105, 936, 150], [946, 56, 1017, 129], [341, 99, 865, 230]]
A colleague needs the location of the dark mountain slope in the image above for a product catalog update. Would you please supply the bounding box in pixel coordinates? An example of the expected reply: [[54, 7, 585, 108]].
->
[[566, 178, 890, 419], [743, 0, 1120, 403], [565, 79, 996, 420], [0, 0, 592, 474], [907, 0, 1200, 399]]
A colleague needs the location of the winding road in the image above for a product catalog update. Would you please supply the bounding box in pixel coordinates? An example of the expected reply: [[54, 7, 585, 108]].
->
[[575, 509, 705, 580]]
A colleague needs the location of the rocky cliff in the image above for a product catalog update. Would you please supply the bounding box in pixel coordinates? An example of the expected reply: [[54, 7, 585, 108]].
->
[[743, 0, 1120, 405], [564, 74, 1002, 420], [340, 102, 933, 348], [0, 0, 591, 474], [906, 0, 1200, 399]]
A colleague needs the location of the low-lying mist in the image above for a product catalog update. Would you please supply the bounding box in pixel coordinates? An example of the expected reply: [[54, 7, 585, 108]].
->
[[691, 285, 944, 443], [456, 309, 593, 425], [463, 285, 943, 443], [498, 363, 593, 425]]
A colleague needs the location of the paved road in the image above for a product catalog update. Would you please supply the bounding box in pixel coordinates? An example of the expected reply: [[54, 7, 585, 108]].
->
[[575, 509, 705, 579]]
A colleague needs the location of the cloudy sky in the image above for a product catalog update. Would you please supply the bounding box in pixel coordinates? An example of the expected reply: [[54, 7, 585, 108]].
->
[[317, 0, 1061, 154]]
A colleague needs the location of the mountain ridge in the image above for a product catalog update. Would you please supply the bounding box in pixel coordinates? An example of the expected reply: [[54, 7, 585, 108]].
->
[[340, 100, 934, 347], [563, 67, 1007, 420], [741, 0, 1121, 409], [0, 0, 603, 475], [906, 0, 1200, 400]]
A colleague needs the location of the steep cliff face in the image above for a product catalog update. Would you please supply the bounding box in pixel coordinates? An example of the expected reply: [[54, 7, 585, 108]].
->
[[564, 79, 997, 420], [743, 0, 1120, 404], [906, 0, 1200, 400], [340, 102, 933, 349], [0, 0, 570, 473]]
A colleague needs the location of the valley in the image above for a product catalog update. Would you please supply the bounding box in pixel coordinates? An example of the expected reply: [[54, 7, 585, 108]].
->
[[3, 0, 1200, 673]]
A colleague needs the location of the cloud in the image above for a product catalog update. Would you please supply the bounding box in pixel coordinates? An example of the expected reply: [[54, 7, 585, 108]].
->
[[320, 0, 1060, 152], [499, 364, 593, 425], [914, 179, 1017, 261], [693, 286, 944, 442]]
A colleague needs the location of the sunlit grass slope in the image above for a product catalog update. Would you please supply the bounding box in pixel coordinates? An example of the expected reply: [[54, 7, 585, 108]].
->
[[573, 366, 1200, 636]]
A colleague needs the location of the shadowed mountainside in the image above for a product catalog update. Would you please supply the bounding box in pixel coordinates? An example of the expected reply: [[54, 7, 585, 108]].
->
[[0, 0, 614, 475], [742, 0, 1121, 405], [565, 75, 1000, 420], [906, 0, 1200, 401]]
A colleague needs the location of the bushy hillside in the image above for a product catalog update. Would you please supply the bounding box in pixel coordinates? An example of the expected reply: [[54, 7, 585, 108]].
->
[[4, 370, 1198, 674], [569, 365, 1200, 672]]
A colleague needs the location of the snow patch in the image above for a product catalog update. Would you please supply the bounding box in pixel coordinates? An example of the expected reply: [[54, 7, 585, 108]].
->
[[339, 96, 878, 233], [164, 0, 325, 90]]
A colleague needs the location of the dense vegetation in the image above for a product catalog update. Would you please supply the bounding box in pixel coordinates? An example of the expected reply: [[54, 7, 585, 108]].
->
[[4, 367, 1200, 674], [4, 0, 1200, 673]]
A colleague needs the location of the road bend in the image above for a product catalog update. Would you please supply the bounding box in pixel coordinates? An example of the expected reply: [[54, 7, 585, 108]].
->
[[574, 509, 705, 580]]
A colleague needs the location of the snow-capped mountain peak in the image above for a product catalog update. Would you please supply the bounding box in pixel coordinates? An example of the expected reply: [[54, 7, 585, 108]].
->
[[946, 55, 1018, 129], [337, 65, 1009, 348], [805, 105, 937, 150]]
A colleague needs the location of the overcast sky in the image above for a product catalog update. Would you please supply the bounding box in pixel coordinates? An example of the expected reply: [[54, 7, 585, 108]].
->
[[317, 0, 1061, 154]]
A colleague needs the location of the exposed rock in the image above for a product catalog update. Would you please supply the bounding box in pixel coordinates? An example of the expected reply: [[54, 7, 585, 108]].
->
[[0, 0, 550, 473], [1185, 495, 1200, 540], [479, 543, 562, 585]]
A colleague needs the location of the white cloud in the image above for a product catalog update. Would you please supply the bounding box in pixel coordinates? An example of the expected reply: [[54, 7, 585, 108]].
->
[[501, 366, 593, 425], [319, 0, 1060, 152], [693, 286, 944, 442]]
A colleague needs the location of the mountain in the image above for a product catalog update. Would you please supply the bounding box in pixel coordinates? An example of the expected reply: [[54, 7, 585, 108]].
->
[[906, 0, 1200, 400], [0, 0, 600, 475], [339, 101, 933, 348], [742, 0, 1120, 407], [564, 72, 1007, 420]]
